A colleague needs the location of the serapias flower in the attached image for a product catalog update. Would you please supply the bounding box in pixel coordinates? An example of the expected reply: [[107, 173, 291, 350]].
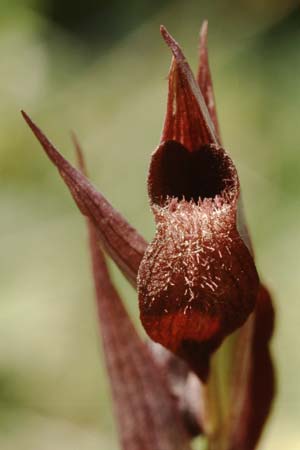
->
[[22, 21, 275, 450], [138, 26, 259, 381]]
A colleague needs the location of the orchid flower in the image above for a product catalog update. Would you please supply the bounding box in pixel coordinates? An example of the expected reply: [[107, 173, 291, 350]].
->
[[22, 21, 275, 450]]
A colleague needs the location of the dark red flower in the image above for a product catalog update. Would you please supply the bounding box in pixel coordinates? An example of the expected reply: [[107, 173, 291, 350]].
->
[[21, 21, 275, 450], [137, 26, 259, 381]]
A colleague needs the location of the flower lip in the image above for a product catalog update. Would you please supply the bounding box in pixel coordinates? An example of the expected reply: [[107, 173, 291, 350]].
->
[[148, 140, 239, 208]]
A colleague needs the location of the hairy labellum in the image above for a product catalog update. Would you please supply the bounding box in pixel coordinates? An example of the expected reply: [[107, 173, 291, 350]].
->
[[138, 140, 259, 380]]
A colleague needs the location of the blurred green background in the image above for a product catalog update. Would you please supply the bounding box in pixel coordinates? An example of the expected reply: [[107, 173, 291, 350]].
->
[[0, 0, 299, 449]]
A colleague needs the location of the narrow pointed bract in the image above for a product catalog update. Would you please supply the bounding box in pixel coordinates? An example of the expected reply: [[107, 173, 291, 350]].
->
[[21, 111, 146, 288], [76, 144, 192, 450], [226, 285, 275, 450], [197, 21, 221, 139], [138, 27, 259, 381]]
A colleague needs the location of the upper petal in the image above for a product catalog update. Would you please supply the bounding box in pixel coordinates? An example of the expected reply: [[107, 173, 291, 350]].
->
[[160, 26, 219, 150]]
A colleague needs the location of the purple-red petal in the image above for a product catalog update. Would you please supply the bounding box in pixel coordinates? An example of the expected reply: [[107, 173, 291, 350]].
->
[[160, 26, 219, 150]]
